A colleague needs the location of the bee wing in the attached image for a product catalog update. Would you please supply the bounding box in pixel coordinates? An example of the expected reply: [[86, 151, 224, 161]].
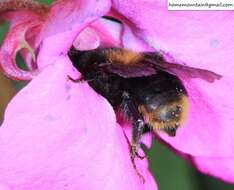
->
[[99, 62, 157, 78], [100, 60, 221, 82], [145, 59, 222, 83]]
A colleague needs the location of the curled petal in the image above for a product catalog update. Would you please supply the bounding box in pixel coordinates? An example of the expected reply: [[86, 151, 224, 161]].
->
[[0, 10, 45, 72], [21, 24, 42, 71], [0, 21, 41, 80], [73, 17, 125, 50], [73, 27, 101, 50], [0, 2, 45, 80], [0, 56, 157, 190], [89, 18, 123, 47]]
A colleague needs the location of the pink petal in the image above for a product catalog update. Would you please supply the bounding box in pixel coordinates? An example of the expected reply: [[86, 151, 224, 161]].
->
[[0, 20, 41, 80], [0, 57, 157, 189], [121, 24, 154, 51], [73, 17, 123, 50], [89, 18, 122, 47], [73, 27, 101, 50], [38, 0, 111, 68], [112, 0, 234, 75], [193, 157, 234, 183], [0, 5, 46, 80], [0, 2, 48, 79]]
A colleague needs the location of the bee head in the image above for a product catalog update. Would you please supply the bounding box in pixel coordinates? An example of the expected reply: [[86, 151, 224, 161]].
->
[[139, 94, 189, 136]]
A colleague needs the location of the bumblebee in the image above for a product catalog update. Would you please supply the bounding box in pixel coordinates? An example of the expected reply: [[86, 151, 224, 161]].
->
[[68, 47, 220, 180]]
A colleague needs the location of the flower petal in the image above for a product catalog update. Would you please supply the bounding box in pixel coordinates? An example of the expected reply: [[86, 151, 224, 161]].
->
[[0, 20, 40, 80], [112, 0, 234, 75], [73, 27, 101, 50], [73, 17, 123, 50], [0, 56, 157, 190], [121, 24, 154, 51], [38, 0, 111, 68], [0, 2, 48, 79], [89, 18, 122, 47], [193, 157, 234, 183]]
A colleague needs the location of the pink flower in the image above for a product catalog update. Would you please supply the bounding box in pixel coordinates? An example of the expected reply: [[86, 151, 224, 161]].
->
[[0, 0, 234, 189]]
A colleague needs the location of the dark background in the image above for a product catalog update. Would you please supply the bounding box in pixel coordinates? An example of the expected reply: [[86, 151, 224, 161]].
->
[[0, 0, 233, 189]]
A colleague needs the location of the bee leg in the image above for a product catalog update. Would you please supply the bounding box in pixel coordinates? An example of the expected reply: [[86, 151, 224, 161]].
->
[[122, 129, 145, 183], [135, 151, 146, 160], [67, 75, 85, 83], [131, 120, 146, 183], [132, 119, 146, 159], [121, 91, 146, 158], [121, 92, 146, 183]]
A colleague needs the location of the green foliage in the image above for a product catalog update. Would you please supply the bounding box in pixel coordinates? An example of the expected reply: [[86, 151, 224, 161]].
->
[[37, 0, 53, 4]]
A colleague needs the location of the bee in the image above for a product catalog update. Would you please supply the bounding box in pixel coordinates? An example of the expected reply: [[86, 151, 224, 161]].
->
[[68, 47, 221, 181]]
